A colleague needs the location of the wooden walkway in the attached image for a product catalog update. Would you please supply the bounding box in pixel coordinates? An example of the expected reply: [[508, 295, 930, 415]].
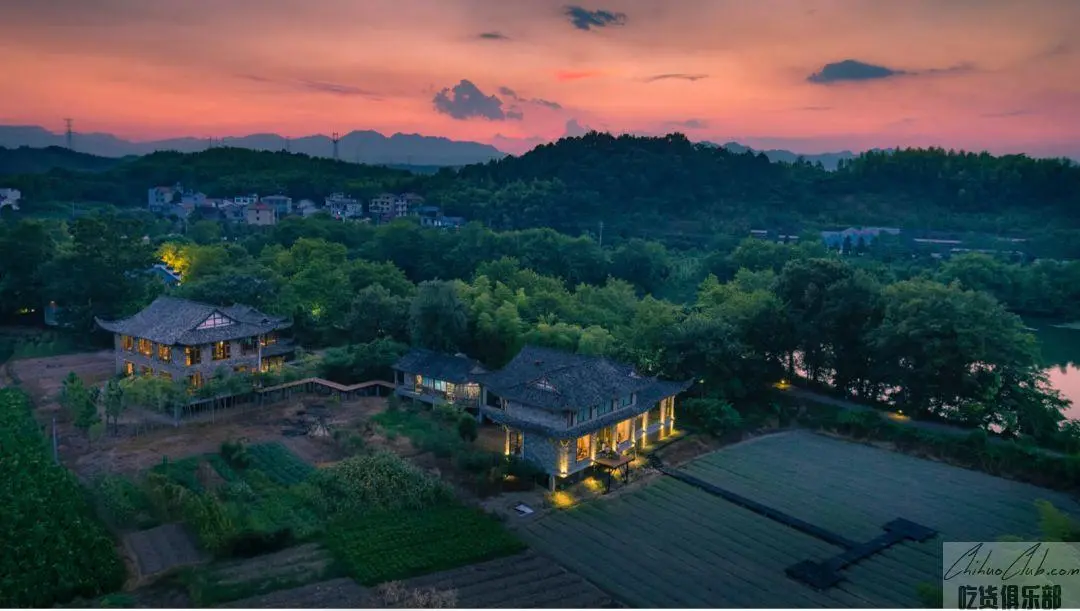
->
[[252, 377, 395, 406]]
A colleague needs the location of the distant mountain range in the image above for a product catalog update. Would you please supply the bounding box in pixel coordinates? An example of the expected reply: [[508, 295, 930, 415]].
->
[[0, 125, 507, 167], [709, 142, 864, 170], [0, 124, 889, 173]]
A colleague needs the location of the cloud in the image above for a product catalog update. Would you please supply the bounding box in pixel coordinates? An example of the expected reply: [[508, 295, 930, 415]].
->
[[298, 80, 379, 97], [562, 118, 592, 138], [498, 86, 563, 110], [478, 31, 509, 40], [982, 109, 1032, 118], [644, 73, 709, 83], [563, 6, 627, 31], [798, 106, 833, 111], [807, 60, 907, 84], [556, 70, 602, 81], [432, 79, 521, 121], [807, 59, 976, 84], [238, 74, 380, 98], [666, 119, 708, 129]]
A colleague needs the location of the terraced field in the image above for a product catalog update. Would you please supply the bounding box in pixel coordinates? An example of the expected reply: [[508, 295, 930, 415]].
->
[[521, 431, 1080, 608]]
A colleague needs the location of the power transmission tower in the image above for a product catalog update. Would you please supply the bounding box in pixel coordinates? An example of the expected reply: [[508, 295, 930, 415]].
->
[[331, 132, 341, 161], [598, 221, 604, 248], [63, 118, 73, 149]]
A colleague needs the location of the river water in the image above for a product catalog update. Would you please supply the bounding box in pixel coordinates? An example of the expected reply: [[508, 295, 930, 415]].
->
[[1030, 323, 1080, 421]]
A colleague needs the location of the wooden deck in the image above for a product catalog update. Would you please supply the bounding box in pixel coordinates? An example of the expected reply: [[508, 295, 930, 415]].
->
[[520, 431, 1080, 608]]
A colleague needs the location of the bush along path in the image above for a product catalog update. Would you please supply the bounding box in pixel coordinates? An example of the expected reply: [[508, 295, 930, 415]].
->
[[781, 385, 1067, 458]]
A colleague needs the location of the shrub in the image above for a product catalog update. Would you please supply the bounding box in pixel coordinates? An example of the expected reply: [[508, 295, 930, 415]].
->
[[680, 397, 744, 436], [454, 450, 500, 474], [220, 438, 252, 469], [311, 451, 454, 514], [457, 414, 478, 443]]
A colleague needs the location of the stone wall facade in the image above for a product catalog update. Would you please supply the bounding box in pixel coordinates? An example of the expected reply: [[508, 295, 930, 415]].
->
[[112, 333, 276, 385]]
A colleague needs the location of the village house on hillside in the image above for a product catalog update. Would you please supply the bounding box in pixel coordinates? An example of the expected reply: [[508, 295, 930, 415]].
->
[[393, 345, 692, 489], [245, 203, 276, 226], [95, 296, 294, 388], [392, 348, 486, 406]]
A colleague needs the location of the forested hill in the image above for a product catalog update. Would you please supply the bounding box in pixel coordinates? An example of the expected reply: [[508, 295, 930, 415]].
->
[[1, 148, 418, 208], [0, 146, 128, 174], [429, 132, 1080, 240], [3, 133, 1079, 247]]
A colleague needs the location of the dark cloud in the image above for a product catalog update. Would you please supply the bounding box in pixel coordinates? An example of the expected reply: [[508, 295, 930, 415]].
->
[[982, 109, 1032, 118], [807, 59, 976, 84], [644, 73, 709, 83], [478, 31, 509, 40], [666, 119, 708, 129], [807, 60, 907, 84], [562, 118, 591, 138], [298, 80, 379, 97], [498, 86, 563, 110], [564, 6, 626, 31], [433, 79, 521, 120], [238, 73, 380, 98]]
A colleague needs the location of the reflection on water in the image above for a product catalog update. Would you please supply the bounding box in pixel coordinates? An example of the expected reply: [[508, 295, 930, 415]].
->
[[1030, 323, 1080, 420]]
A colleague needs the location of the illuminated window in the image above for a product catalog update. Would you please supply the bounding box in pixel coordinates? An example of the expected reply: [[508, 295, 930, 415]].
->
[[260, 332, 278, 346], [647, 403, 661, 424], [508, 430, 523, 456], [123, 361, 134, 376], [196, 313, 234, 330], [121, 335, 134, 351], [157, 344, 171, 363], [212, 341, 231, 361], [616, 420, 631, 443], [137, 338, 153, 357], [576, 435, 590, 461], [185, 346, 202, 366], [188, 371, 203, 389]]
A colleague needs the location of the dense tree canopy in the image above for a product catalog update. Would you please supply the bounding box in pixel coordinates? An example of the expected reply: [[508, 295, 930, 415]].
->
[[1, 135, 1078, 449]]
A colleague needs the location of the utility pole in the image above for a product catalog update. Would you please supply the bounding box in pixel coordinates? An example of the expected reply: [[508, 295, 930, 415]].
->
[[63, 118, 73, 150], [598, 221, 604, 248]]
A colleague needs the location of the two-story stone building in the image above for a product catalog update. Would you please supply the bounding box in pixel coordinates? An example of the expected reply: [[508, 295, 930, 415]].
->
[[95, 296, 294, 388], [395, 344, 692, 490]]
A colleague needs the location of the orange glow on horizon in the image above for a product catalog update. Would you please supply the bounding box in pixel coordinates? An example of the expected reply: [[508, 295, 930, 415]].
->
[[1, 0, 1077, 158]]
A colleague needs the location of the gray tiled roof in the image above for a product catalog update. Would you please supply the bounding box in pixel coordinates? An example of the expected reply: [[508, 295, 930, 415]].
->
[[95, 296, 290, 346], [475, 345, 691, 412], [392, 348, 486, 384], [482, 377, 693, 438]]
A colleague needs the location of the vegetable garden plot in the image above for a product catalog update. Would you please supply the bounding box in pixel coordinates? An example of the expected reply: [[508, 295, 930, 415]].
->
[[124, 523, 206, 579], [0, 388, 125, 607], [324, 506, 526, 586], [247, 442, 315, 485]]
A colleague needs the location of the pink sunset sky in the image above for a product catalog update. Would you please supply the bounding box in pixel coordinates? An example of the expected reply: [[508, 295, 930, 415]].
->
[[1, 0, 1078, 156]]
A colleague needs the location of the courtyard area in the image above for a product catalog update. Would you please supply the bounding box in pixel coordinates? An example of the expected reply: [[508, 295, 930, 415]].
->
[[519, 430, 1080, 608]]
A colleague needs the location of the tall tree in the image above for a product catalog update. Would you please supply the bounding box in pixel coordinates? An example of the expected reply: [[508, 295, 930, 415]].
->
[[408, 280, 468, 353]]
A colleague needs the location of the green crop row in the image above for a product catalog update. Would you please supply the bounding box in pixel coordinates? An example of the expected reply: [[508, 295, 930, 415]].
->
[[324, 506, 526, 585], [0, 388, 125, 607], [247, 442, 314, 485]]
